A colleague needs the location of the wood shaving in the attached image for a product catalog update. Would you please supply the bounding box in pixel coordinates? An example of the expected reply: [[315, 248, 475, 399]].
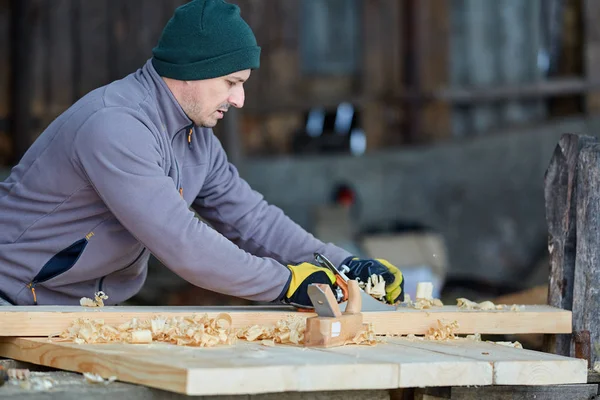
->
[[83, 372, 117, 384], [364, 274, 386, 300], [348, 323, 382, 346], [492, 341, 523, 349], [80, 291, 109, 307], [466, 333, 482, 341], [6, 368, 30, 381], [425, 319, 460, 340], [56, 313, 236, 347]]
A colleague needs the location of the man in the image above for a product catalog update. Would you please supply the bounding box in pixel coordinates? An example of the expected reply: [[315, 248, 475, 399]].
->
[[0, 0, 404, 307]]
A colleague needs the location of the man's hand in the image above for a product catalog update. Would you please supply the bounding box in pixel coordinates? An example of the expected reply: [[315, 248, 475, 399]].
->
[[283, 262, 336, 308], [342, 257, 404, 304]]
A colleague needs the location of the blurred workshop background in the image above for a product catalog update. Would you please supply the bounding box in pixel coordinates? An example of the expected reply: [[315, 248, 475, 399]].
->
[[0, 0, 596, 312]]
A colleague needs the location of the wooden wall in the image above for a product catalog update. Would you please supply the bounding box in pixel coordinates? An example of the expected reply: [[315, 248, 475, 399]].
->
[[1, 0, 187, 165], [0, 0, 449, 165]]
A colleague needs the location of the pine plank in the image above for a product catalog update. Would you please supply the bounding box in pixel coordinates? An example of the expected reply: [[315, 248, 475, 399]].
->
[[319, 340, 493, 388], [0, 337, 398, 395], [0, 305, 571, 336], [385, 338, 587, 385]]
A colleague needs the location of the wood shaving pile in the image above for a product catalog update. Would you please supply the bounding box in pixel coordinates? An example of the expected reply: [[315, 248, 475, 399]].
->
[[457, 298, 502, 310], [457, 298, 524, 312], [55, 313, 237, 347], [56, 314, 379, 348], [425, 319, 460, 340], [80, 291, 108, 307], [237, 315, 306, 345]]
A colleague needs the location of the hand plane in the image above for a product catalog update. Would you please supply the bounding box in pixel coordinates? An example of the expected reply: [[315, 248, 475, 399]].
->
[[303, 278, 368, 348]]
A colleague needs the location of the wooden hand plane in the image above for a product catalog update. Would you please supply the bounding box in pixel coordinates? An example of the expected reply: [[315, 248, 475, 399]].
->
[[303, 279, 368, 348]]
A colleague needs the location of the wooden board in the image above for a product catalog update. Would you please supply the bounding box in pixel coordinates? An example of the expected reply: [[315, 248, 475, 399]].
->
[[0, 305, 571, 337], [0, 336, 586, 395], [387, 338, 588, 386]]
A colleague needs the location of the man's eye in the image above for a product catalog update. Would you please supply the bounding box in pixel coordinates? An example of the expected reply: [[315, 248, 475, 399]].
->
[[227, 81, 235, 87]]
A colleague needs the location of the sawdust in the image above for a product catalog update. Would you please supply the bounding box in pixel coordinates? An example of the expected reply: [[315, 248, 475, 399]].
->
[[80, 291, 108, 307]]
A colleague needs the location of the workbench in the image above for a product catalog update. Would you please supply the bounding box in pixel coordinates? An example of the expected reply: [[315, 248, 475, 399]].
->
[[1, 357, 599, 400]]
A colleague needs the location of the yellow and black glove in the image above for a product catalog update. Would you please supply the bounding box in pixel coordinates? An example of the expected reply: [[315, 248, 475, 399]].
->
[[282, 262, 337, 308], [342, 257, 404, 304]]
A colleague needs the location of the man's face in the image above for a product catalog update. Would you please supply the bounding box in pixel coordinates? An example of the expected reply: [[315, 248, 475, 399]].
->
[[178, 69, 250, 127]]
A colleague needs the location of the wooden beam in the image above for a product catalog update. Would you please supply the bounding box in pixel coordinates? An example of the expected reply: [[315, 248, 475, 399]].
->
[[573, 141, 600, 367], [543, 133, 600, 366], [0, 305, 572, 337], [433, 78, 600, 104]]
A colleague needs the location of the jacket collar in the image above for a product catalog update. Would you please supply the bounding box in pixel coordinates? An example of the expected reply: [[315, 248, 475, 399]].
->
[[140, 59, 193, 139]]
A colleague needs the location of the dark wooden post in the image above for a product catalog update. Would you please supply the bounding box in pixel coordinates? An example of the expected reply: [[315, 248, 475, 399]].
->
[[573, 141, 600, 367], [544, 133, 600, 366]]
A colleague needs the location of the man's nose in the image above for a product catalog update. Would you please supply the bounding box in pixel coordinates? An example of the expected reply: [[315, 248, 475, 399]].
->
[[228, 87, 245, 108]]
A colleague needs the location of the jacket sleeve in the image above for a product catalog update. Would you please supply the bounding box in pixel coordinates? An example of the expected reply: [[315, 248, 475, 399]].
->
[[192, 129, 352, 267], [72, 109, 291, 302]]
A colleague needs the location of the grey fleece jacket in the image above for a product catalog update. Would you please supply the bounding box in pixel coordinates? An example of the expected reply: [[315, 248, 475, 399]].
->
[[0, 59, 351, 306]]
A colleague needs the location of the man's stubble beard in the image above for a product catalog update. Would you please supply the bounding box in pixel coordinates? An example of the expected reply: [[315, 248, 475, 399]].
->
[[180, 90, 213, 127]]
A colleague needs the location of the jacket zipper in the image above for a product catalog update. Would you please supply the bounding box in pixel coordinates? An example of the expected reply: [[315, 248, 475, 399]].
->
[[187, 127, 193, 150], [170, 124, 194, 198], [98, 248, 146, 293], [28, 233, 92, 305]]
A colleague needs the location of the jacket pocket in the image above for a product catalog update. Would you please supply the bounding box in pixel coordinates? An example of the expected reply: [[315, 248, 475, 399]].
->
[[27, 238, 88, 304]]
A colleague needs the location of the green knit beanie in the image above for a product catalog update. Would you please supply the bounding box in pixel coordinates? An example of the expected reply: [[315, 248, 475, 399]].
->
[[152, 0, 260, 80]]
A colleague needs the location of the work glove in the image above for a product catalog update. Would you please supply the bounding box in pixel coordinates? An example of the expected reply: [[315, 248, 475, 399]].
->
[[282, 262, 337, 308], [341, 257, 405, 304]]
